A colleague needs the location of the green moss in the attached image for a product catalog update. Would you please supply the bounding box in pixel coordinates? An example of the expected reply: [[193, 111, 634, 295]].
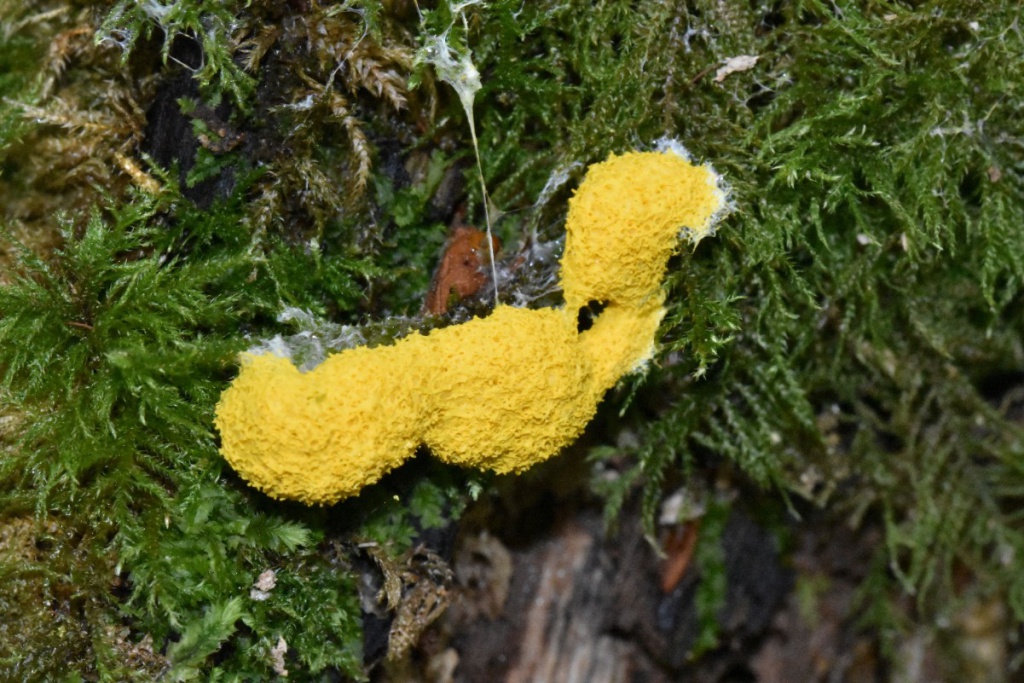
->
[[0, 183, 369, 678], [3, 0, 1024, 678], [691, 498, 729, 658], [0, 4, 45, 151], [97, 0, 257, 108]]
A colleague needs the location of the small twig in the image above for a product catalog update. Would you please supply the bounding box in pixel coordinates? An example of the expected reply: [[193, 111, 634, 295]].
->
[[689, 64, 716, 86]]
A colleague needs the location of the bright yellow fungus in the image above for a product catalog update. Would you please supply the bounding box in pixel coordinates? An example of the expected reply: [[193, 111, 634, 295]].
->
[[215, 149, 725, 504]]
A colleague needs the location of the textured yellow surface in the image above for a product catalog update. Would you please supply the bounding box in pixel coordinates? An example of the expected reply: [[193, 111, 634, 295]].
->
[[560, 151, 723, 312], [215, 149, 725, 504]]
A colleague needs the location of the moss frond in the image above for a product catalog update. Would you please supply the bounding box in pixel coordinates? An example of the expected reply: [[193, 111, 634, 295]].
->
[[97, 0, 256, 107]]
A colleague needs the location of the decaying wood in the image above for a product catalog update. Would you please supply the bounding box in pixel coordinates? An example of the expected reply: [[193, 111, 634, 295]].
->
[[440, 504, 791, 683]]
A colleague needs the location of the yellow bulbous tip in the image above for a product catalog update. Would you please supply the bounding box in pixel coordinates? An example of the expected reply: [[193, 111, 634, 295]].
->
[[560, 150, 724, 313]]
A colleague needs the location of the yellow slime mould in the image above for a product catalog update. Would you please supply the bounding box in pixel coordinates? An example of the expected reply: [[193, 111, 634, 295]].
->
[[215, 149, 726, 504]]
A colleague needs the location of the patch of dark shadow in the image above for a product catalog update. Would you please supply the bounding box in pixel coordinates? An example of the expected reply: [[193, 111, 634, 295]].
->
[[959, 167, 985, 210], [609, 31, 624, 57], [745, 84, 776, 112], [755, 1, 786, 35], [577, 299, 607, 333], [975, 369, 1024, 408], [976, 369, 1024, 400], [942, 25, 974, 53], [142, 32, 237, 208], [874, 429, 904, 454]]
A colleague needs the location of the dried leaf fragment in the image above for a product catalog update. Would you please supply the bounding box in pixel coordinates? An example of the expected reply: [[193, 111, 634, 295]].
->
[[270, 636, 288, 677], [424, 226, 501, 314], [715, 55, 759, 82], [250, 568, 277, 601]]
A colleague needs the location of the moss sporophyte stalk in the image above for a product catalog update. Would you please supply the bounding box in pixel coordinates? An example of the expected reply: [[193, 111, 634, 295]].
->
[[214, 149, 726, 504]]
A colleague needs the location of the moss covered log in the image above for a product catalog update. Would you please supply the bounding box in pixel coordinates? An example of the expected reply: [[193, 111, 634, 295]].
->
[[2, 0, 1024, 679]]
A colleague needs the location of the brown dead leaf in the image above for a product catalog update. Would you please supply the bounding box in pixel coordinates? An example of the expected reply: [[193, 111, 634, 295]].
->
[[424, 226, 500, 314]]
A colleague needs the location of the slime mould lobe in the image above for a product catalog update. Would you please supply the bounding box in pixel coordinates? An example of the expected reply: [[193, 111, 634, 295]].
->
[[215, 150, 725, 505]]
